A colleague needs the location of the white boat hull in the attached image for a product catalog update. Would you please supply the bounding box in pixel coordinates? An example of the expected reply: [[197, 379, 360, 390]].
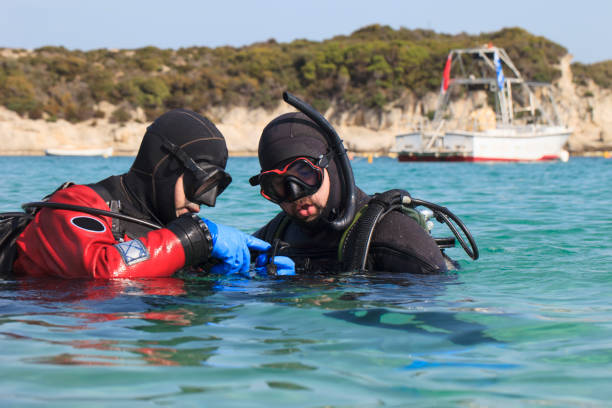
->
[[396, 126, 571, 162]]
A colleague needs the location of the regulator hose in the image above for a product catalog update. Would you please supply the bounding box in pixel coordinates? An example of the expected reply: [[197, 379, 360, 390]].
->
[[409, 198, 479, 260], [282, 91, 357, 231], [22, 201, 163, 230]]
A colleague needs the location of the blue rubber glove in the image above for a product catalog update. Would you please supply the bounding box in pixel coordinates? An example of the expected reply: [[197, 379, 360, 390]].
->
[[203, 219, 271, 275], [254, 254, 296, 277]]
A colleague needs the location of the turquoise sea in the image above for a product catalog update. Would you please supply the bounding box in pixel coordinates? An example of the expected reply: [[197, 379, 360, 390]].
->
[[1, 155, 611, 407]]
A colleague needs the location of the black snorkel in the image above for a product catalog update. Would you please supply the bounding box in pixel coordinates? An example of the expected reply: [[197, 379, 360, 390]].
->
[[282, 92, 357, 231]]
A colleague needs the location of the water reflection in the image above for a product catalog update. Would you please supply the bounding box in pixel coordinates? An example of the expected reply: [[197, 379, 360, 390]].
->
[[233, 270, 461, 310], [0, 270, 497, 369], [0, 277, 228, 366]]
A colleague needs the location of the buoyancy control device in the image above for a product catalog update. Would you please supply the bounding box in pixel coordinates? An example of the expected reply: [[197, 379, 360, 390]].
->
[[340, 189, 479, 272], [262, 188, 479, 273]]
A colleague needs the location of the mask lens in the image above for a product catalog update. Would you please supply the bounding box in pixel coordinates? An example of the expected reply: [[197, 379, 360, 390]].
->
[[194, 185, 219, 207], [259, 158, 323, 203], [184, 165, 232, 206], [285, 160, 320, 187]]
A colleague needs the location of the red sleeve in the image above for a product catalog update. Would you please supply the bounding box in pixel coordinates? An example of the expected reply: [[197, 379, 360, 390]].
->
[[14, 184, 186, 279]]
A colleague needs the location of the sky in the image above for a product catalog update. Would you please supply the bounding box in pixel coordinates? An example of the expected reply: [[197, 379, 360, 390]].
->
[[1, 0, 610, 64]]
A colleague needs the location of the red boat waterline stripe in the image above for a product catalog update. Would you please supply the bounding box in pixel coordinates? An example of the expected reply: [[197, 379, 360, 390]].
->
[[398, 155, 561, 162]]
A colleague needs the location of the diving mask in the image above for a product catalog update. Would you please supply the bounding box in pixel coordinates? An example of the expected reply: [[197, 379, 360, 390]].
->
[[162, 137, 232, 207], [249, 154, 329, 204]]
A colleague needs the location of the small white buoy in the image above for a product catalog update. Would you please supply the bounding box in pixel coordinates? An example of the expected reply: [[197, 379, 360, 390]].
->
[[559, 150, 570, 162]]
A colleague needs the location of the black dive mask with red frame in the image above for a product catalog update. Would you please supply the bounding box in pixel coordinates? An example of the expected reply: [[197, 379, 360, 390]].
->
[[249, 153, 330, 204], [161, 137, 232, 207]]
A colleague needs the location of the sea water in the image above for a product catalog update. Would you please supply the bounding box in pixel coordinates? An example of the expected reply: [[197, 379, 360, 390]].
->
[[1, 156, 611, 407]]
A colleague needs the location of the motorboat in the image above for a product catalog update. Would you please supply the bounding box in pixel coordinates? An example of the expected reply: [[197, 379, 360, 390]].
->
[[394, 46, 571, 162]]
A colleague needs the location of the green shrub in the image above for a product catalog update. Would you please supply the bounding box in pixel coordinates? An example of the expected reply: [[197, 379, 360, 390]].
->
[[48, 55, 87, 80], [110, 106, 131, 123], [137, 57, 164, 72], [572, 61, 612, 89], [134, 77, 170, 108], [0, 75, 40, 116], [87, 69, 115, 101]]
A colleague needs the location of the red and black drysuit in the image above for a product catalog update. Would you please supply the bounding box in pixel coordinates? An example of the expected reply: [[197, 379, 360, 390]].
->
[[14, 109, 229, 280], [14, 181, 210, 279]]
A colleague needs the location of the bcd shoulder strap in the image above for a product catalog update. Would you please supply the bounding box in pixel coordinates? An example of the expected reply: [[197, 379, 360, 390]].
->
[[88, 183, 125, 242], [262, 212, 291, 244], [339, 189, 427, 272]]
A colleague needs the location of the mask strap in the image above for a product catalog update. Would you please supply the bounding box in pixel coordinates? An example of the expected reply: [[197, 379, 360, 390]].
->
[[159, 136, 210, 182], [316, 149, 332, 168]]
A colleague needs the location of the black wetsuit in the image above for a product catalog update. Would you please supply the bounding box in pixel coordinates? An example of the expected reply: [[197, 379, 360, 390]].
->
[[254, 188, 448, 274]]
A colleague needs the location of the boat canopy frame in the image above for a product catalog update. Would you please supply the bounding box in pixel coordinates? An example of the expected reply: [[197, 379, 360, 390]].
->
[[432, 46, 563, 129]]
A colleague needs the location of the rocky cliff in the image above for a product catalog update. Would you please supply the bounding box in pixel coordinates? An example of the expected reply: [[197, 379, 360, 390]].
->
[[0, 54, 610, 156]]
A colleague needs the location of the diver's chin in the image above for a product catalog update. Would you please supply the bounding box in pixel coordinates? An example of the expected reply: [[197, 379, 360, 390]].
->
[[296, 213, 319, 223], [176, 204, 201, 217]]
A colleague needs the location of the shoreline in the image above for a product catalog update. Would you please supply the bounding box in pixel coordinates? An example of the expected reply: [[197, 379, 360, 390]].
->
[[2, 151, 610, 159], [0, 150, 398, 158]]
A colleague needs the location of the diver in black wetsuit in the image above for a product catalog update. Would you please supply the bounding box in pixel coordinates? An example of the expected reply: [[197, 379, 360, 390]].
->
[[249, 109, 449, 274]]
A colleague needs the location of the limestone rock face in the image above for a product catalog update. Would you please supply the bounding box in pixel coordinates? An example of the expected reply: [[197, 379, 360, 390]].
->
[[0, 107, 145, 155], [554, 55, 612, 152], [0, 54, 610, 155]]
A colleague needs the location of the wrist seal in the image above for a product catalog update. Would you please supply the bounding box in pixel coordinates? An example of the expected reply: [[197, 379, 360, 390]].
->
[[167, 213, 214, 267]]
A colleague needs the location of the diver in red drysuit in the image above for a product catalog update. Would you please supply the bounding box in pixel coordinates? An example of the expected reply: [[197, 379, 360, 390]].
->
[[14, 109, 290, 279]]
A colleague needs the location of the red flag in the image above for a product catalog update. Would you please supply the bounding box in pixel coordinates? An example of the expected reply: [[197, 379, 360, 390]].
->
[[442, 53, 452, 93]]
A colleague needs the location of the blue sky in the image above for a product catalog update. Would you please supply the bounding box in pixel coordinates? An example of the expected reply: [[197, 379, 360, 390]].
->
[[1, 0, 610, 64]]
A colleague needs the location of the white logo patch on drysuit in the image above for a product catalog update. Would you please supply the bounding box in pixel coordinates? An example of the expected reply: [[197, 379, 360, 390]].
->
[[70, 216, 106, 233], [114, 239, 150, 266]]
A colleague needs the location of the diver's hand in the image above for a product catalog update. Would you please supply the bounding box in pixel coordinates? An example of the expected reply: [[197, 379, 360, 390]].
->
[[254, 254, 296, 276], [202, 218, 271, 275]]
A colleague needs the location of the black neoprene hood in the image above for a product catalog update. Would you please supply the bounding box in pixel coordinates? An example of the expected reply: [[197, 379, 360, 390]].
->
[[126, 109, 228, 224], [258, 112, 329, 171], [256, 111, 345, 228]]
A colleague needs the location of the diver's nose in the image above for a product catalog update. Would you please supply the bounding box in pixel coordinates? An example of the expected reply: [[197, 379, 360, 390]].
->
[[285, 179, 304, 202]]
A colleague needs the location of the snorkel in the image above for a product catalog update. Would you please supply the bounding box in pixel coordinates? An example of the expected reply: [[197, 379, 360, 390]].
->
[[282, 92, 357, 231]]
